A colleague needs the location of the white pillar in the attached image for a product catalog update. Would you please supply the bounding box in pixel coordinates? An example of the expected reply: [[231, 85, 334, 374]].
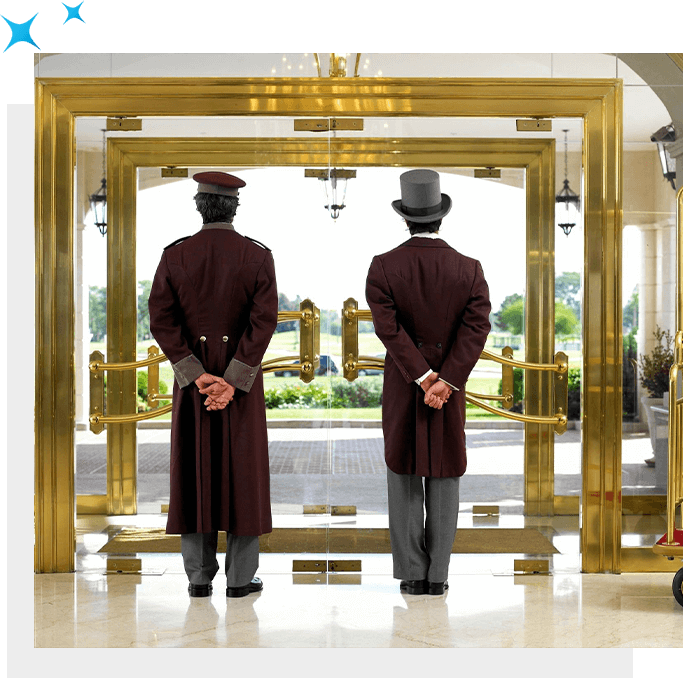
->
[[638, 225, 659, 359]]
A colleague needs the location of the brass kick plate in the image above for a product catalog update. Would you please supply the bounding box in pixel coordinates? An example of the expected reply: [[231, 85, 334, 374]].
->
[[106, 117, 143, 131], [513, 559, 550, 574], [295, 118, 364, 132], [161, 168, 188, 178], [302, 505, 357, 515], [293, 560, 328, 572], [303, 505, 328, 514], [328, 560, 362, 572], [473, 505, 500, 515], [107, 558, 142, 574], [292, 560, 362, 573], [516, 119, 552, 132]]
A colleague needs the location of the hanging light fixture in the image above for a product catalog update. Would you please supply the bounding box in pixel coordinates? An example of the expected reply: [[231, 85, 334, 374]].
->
[[555, 129, 580, 237], [305, 55, 361, 219], [650, 124, 677, 190], [314, 53, 361, 78], [305, 168, 356, 220], [89, 128, 107, 236]]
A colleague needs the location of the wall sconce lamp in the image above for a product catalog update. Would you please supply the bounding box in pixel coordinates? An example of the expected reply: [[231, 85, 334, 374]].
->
[[650, 124, 677, 190]]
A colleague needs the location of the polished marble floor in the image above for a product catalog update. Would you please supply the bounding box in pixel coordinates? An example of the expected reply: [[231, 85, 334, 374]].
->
[[29, 426, 681, 657], [31, 511, 683, 650]]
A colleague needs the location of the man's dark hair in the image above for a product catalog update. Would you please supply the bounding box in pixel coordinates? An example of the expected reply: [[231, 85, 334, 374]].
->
[[406, 218, 442, 235], [194, 193, 240, 224]]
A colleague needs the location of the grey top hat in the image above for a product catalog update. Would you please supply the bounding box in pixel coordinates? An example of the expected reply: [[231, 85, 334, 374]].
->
[[392, 169, 452, 223]]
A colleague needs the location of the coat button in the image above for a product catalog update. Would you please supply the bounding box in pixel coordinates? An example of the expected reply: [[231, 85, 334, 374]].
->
[[199, 336, 206, 342], [222, 336, 228, 342], [417, 342, 423, 348], [437, 343, 442, 348]]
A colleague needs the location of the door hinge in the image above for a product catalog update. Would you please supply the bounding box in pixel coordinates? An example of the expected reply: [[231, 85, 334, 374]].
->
[[516, 119, 552, 132], [106, 117, 143, 131], [295, 118, 364, 132], [161, 167, 188, 178]]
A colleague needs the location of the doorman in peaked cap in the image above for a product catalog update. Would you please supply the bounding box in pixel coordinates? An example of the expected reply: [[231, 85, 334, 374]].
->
[[148, 171, 278, 598], [366, 169, 491, 596]]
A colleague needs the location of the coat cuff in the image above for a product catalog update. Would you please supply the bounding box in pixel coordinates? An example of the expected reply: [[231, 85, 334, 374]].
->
[[224, 358, 259, 393], [172, 354, 205, 388]]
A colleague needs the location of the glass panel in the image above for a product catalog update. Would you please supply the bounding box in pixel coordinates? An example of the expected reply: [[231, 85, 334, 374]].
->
[[620, 78, 681, 551], [76, 118, 109, 502]]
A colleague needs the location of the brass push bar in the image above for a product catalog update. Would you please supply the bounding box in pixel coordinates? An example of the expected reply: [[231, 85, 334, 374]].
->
[[89, 302, 321, 433]]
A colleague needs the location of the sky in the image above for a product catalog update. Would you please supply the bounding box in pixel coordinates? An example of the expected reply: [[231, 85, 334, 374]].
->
[[86, 168, 528, 311], [83, 166, 640, 316]]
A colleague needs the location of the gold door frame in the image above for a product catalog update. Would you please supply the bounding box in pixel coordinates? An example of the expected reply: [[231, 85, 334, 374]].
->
[[101, 136, 556, 521], [35, 77, 622, 573]]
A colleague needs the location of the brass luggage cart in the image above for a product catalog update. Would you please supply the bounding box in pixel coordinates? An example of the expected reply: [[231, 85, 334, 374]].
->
[[652, 188, 683, 607]]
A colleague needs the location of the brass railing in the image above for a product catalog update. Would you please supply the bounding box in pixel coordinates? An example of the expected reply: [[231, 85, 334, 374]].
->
[[341, 297, 568, 434], [89, 300, 320, 433], [90, 295, 568, 435]]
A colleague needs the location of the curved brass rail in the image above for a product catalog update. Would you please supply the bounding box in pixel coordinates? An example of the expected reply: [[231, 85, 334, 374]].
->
[[466, 394, 566, 428], [90, 403, 173, 425], [89, 352, 168, 372], [480, 349, 567, 373]]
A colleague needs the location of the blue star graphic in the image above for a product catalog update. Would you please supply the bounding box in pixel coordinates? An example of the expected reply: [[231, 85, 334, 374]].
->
[[2, 13, 40, 52], [63, 2, 85, 24]]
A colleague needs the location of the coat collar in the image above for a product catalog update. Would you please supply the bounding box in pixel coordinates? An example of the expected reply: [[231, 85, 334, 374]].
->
[[401, 236, 451, 248], [201, 221, 235, 231]]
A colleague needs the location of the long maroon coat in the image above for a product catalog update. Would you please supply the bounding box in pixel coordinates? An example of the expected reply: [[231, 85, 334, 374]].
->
[[148, 223, 278, 536], [365, 237, 491, 478]]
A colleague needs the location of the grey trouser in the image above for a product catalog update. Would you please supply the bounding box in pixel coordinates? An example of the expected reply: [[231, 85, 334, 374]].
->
[[180, 532, 260, 587], [386, 467, 460, 583]]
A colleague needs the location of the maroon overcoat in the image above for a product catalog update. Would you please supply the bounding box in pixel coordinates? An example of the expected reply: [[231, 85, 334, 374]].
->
[[148, 223, 278, 535], [365, 237, 491, 478]]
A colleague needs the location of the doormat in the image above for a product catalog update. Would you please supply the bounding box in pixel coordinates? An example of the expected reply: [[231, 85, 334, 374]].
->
[[98, 527, 559, 555]]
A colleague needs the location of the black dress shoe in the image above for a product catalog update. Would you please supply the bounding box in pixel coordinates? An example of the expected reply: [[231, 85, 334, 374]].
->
[[188, 583, 213, 597], [226, 577, 264, 598], [427, 581, 449, 595], [399, 579, 427, 595]]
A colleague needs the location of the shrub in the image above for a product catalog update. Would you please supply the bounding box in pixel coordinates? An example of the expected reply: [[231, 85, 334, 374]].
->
[[498, 368, 524, 412], [264, 379, 382, 409], [567, 367, 581, 420], [638, 326, 674, 398]]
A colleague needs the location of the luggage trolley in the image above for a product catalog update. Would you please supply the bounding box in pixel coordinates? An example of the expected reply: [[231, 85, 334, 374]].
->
[[652, 188, 683, 607], [651, 366, 683, 606]]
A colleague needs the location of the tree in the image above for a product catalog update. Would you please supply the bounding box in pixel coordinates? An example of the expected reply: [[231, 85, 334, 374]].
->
[[493, 293, 524, 332], [89, 286, 107, 342], [137, 280, 153, 341], [623, 285, 638, 332], [499, 298, 525, 335], [555, 271, 581, 319], [554, 301, 580, 336]]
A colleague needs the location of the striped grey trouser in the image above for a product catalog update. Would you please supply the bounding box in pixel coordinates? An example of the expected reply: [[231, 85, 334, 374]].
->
[[181, 532, 259, 587], [386, 467, 460, 583]]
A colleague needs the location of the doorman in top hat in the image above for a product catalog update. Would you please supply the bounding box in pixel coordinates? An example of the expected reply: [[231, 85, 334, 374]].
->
[[148, 171, 278, 598], [366, 169, 491, 595]]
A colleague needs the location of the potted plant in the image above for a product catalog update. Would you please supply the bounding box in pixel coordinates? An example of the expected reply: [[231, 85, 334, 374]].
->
[[638, 326, 674, 459]]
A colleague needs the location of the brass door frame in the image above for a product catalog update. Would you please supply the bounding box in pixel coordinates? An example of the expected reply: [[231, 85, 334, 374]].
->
[[102, 135, 556, 522], [35, 77, 622, 573]]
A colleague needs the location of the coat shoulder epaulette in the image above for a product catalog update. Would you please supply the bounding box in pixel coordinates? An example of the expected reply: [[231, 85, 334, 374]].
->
[[244, 235, 271, 251], [163, 235, 192, 250]]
